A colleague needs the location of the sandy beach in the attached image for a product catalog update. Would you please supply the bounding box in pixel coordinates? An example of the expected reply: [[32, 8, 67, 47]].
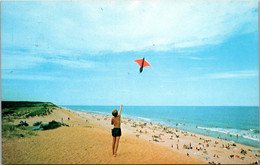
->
[[2, 107, 204, 164], [3, 0, 259, 163], [68, 108, 260, 164], [2, 106, 260, 164]]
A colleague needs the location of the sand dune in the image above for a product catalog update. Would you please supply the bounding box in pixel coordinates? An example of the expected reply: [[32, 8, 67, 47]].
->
[[2, 107, 204, 164]]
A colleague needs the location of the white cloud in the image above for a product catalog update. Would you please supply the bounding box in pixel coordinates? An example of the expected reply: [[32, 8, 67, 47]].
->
[[2, 74, 63, 81], [1, 0, 258, 73], [208, 70, 259, 79], [2, 0, 258, 54], [2, 54, 47, 70], [162, 70, 259, 83], [1, 50, 96, 70], [77, 0, 257, 52], [177, 55, 214, 60], [50, 58, 96, 69]]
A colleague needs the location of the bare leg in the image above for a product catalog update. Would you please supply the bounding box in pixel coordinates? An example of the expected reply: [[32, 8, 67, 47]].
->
[[114, 136, 120, 157], [112, 136, 116, 156]]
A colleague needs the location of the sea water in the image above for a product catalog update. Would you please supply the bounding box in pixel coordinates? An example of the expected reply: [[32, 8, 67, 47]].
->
[[61, 105, 260, 148]]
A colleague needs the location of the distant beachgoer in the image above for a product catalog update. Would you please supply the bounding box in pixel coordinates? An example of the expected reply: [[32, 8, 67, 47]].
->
[[111, 104, 123, 157], [24, 121, 29, 126]]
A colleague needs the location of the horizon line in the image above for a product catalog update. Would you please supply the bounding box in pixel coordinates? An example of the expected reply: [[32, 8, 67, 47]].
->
[[1, 100, 259, 107]]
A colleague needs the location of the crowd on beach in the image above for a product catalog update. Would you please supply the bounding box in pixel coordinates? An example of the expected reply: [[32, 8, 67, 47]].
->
[[4, 104, 259, 164], [13, 107, 260, 164], [75, 111, 260, 165]]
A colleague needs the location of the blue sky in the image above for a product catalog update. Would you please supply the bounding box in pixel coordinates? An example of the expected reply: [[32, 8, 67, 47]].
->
[[1, 0, 259, 106]]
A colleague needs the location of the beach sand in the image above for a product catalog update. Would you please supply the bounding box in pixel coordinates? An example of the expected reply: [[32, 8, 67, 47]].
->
[[2, 107, 204, 164], [68, 108, 260, 164]]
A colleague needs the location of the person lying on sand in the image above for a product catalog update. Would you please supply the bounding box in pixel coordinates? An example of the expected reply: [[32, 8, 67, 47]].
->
[[111, 104, 123, 157]]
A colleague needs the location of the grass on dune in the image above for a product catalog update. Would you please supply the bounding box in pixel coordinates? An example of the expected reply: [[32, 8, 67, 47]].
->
[[2, 124, 38, 138], [1, 101, 58, 139], [2, 101, 57, 119]]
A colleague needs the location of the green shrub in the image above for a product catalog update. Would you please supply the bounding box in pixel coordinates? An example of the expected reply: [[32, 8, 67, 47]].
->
[[2, 124, 16, 132], [26, 131, 37, 136], [2, 124, 37, 138], [7, 118, 14, 123], [2, 101, 57, 118]]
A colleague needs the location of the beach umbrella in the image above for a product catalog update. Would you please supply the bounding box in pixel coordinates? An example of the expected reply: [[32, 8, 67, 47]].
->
[[204, 156, 210, 160], [252, 150, 257, 153]]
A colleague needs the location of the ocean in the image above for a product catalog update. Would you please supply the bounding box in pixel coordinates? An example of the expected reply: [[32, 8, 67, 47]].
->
[[61, 105, 260, 148]]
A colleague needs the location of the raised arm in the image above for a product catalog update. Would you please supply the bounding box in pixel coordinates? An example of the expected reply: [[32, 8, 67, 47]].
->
[[118, 104, 123, 116]]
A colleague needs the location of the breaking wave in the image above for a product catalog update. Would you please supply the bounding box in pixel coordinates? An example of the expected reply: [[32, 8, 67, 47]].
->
[[198, 126, 260, 142], [87, 110, 110, 116], [137, 116, 151, 121]]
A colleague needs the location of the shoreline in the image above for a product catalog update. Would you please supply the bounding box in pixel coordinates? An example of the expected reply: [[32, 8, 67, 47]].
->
[[66, 108, 260, 164], [2, 106, 205, 164], [60, 105, 260, 148], [2, 106, 259, 164]]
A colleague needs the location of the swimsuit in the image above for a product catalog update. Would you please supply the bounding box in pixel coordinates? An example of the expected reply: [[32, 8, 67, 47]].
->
[[112, 128, 121, 137]]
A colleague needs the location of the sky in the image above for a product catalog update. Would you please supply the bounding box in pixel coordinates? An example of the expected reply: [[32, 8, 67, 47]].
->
[[1, 0, 259, 106]]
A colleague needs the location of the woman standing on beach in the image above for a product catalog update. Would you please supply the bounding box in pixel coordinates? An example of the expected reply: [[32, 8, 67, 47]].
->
[[111, 104, 123, 157]]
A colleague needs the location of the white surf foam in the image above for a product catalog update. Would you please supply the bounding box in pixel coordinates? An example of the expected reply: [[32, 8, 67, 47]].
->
[[137, 116, 151, 121], [197, 126, 259, 142], [88, 110, 110, 116]]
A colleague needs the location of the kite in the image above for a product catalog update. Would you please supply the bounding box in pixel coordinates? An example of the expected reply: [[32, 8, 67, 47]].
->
[[134, 58, 151, 73]]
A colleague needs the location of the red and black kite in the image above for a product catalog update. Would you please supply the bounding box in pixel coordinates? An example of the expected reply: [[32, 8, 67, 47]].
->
[[134, 58, 151, 73]]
